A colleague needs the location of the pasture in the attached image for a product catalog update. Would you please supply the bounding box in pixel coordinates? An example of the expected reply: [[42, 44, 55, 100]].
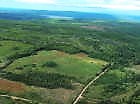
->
[[5, 50, 106, 83]]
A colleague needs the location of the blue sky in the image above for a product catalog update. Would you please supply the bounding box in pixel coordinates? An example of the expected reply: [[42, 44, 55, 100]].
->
[[0, 0, 140, 12]]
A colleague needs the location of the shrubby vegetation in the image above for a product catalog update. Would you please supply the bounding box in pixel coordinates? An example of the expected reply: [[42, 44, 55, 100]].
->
[[78, 68, 140, 104], [0, 71, 73, 89], [42, 61, 58, 68]]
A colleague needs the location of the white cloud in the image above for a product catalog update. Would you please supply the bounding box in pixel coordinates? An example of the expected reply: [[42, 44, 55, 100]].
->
[[53, 0, 140, 10], [14, 0, 140, 10], [17, 0, 56, 4], [99, 4, 140, 10], [85, 0, 140, 10]]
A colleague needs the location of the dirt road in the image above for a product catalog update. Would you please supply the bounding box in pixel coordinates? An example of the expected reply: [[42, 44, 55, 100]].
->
[[72, 64, 110, 104]]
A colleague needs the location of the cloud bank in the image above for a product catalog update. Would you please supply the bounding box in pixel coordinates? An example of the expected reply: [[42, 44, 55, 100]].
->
[[16, 0, 56, 4], [2, 0, 140, 10]]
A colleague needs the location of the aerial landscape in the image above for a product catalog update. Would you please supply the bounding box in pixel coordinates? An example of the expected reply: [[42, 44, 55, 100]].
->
[[0, 0, 140, 104]]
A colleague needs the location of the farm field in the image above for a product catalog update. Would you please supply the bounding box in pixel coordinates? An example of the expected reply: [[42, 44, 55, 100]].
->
[[4, 50, 106, 84]]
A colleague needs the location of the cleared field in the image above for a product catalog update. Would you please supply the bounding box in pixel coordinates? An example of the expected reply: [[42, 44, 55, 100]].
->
[[5, 50, 106, 83], [0, 40, 33, 65], [81, 25, 104, 31], [0, 77, 82, 104], [0, 78, 26, 93]]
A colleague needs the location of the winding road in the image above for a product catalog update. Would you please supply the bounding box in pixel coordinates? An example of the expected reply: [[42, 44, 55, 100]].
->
[[72, 64, 111, 104]]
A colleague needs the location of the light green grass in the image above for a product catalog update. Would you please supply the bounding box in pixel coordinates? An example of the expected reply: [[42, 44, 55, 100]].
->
[[132, 65, 140, 73], [5, 50, 106, 83]]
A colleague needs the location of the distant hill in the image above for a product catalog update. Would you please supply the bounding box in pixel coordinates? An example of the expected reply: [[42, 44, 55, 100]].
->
[[0, 8, 117, 20], [0, 8, 140, 22]]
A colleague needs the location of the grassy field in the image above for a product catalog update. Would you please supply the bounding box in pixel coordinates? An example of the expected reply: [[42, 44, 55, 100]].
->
[[5, 50, 106, 83], [0, 40, 33, 66]]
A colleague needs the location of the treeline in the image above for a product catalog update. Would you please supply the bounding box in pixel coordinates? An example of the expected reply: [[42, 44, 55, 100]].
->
[[0, 71, 73, 89]]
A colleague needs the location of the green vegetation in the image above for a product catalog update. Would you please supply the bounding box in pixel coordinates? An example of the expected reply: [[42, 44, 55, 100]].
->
[[1, 71, 73, 89], [0, 19, 139, 68], [0, 40, 33, 66], [4, 50, 105, 84], [0, 96, 34, 104], [42, 61, 58, 68], [78, 68, 140, 104], [0, 18, 139, 104], [0, 97, 15, 104]]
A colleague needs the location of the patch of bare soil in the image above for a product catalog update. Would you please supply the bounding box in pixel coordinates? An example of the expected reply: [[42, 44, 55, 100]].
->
[[0, 79, 26, 93], [56, 51, 67, 56], [81, 26, 104, 31], [74, 53, 88, 58]]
